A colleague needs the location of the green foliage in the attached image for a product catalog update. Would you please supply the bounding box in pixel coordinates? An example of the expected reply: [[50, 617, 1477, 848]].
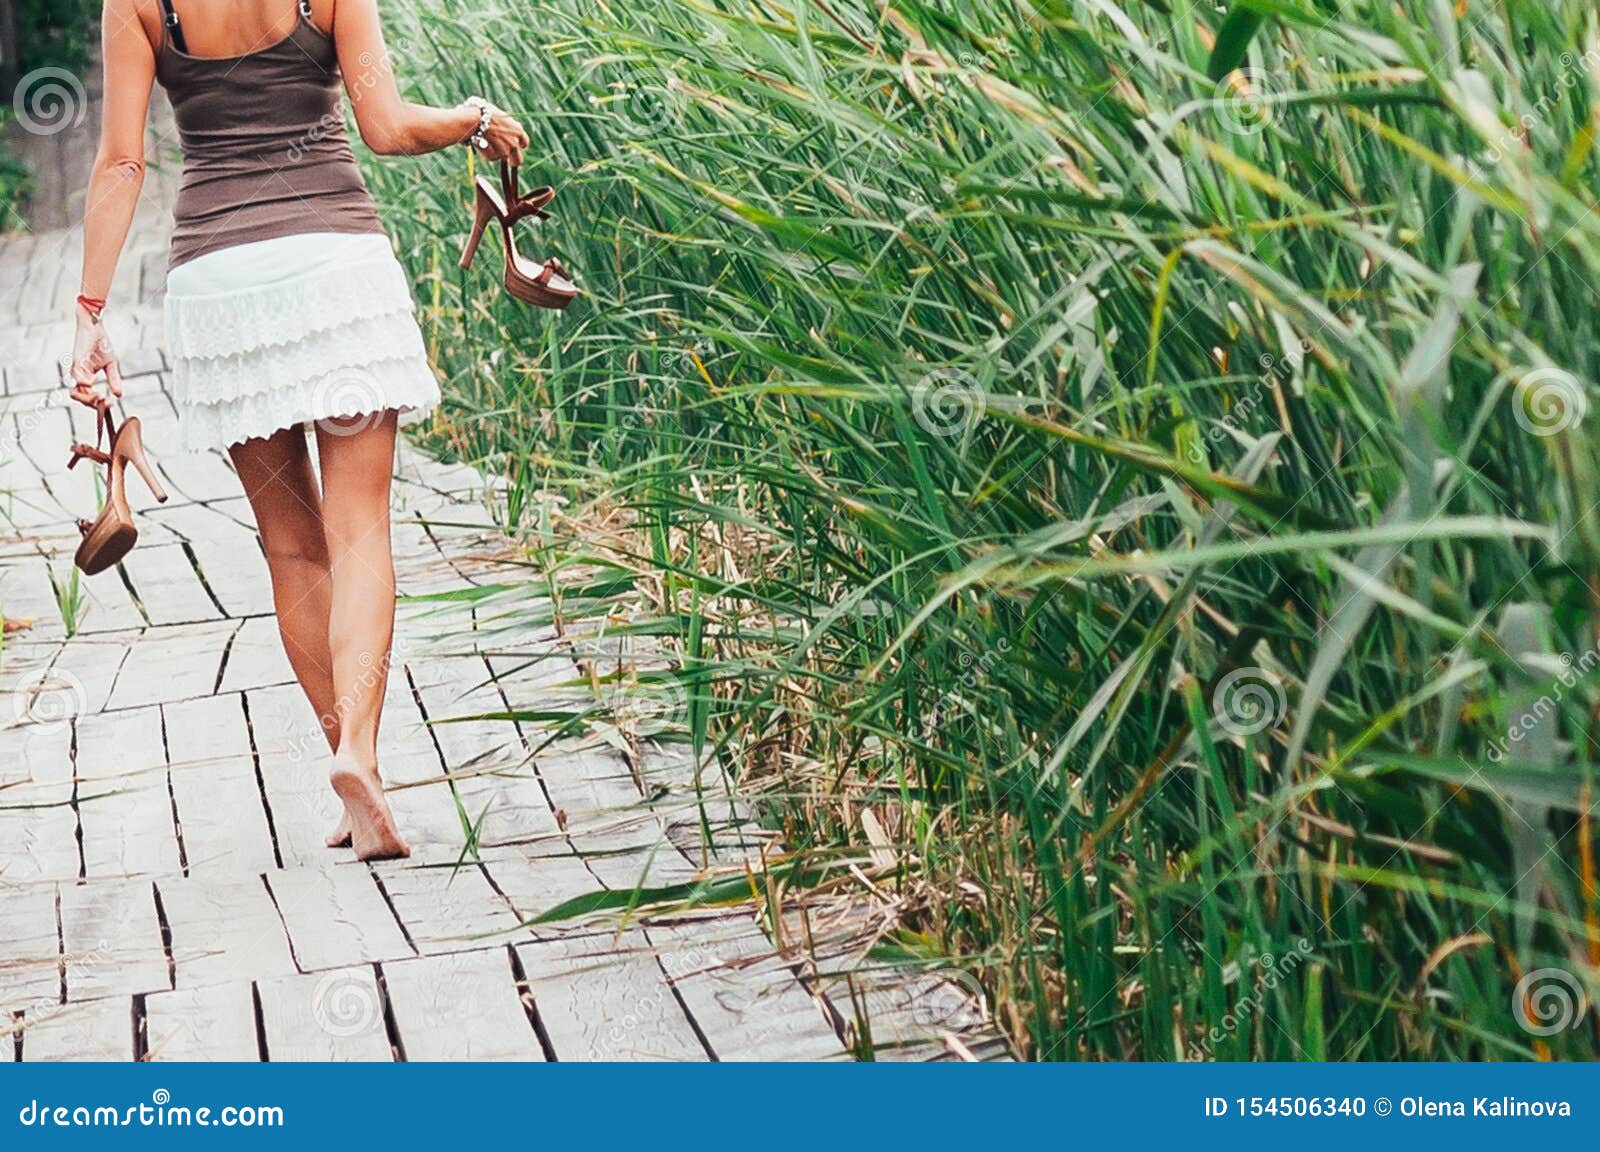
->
[[0, 122, 30, 231], [363, 0, 1600, 1060], [14, 0, 99, 73]]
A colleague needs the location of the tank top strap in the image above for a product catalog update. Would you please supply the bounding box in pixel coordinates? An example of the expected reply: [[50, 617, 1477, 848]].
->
[[157, 0, 187, 55], [159, 2, 314, 56]]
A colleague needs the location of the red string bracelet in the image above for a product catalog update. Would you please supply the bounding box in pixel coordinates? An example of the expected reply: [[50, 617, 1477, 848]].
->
[[76, 294, 106, 318]]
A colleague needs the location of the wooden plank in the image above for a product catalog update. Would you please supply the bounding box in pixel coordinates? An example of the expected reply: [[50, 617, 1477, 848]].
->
[[515, 932, 707, 1062], [266, 866, 413, 971], [42, 630, 136, 716], [0, 718, 78, 884], [582, 841, 705, 894], [58, 879, 170, 1001], [20, 998, 133, 1061], [369, 860, 523, 955], [256, 966, 392, 1062], [143, 982, 259, 1061], [119, 542, 223, 627], [383, 948, 543, 1061], [245, 684, 342, 868], [373, 675, 478, 855], [0, 555, 68, 639], [0, 883, 61, 1014], [141, 501, 275, 618], [104, 620, 234, 711], [0, 805, 78, 884], [218, 614, 296, 689], [647, 915, 845, 1061], [479, 848, 613, 938], [74, 706, 181, 879], [411, 660, 562, 849], [162, 694, 276, 876], [216, 615, 295, 693], [156, 874, 297, 988]]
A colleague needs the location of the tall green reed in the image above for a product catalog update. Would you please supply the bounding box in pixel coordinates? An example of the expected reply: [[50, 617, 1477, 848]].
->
[[364, 0, 1600, 1059]]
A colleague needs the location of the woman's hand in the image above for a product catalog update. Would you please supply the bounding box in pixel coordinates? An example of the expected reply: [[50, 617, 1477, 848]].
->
[[68, 306, 123, 409], [472, 105, 530, 166]]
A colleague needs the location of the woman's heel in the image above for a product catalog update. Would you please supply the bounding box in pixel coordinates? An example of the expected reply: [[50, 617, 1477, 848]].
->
[[116, 418, 168, 504], [459, 189, 499, 270]]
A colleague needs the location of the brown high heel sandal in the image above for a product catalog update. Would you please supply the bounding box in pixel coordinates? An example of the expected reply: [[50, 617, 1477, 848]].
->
[[69, 397, 168, 576], [459, 160, 579, 311]]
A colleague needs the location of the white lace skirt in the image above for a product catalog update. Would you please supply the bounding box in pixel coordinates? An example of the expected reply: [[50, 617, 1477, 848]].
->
[[163, 232, 442, 452]]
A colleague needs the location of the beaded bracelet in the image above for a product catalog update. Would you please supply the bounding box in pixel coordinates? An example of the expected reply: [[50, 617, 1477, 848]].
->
[[463, 96, 494, 151]]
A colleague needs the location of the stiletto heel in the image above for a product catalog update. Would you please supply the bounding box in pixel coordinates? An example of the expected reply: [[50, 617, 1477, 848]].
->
[[460, 160, 578, 310], [459, 189, 496, 271], [118, 419, 169, 504], [69, 399, 168, 576]]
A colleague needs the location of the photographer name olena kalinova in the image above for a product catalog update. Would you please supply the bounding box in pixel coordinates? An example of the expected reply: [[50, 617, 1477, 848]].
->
[[1399, 1097, 1572, 1118]]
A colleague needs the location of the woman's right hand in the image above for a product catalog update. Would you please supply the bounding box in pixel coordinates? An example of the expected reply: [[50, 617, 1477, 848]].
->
[[68, 305, 123, 409], [475, 105, 530, 167]]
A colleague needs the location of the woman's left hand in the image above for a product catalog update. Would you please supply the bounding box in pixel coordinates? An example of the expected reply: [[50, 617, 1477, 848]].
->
[[68, 306, 123, 409], [473, 105, 530, 166]]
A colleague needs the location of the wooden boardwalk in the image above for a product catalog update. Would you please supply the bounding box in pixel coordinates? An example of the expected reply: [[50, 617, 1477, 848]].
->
[[0, 111, 1001, 1063]]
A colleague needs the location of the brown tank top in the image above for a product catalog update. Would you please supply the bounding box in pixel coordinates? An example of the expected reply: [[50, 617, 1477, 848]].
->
[[154, 0, 385, 269]]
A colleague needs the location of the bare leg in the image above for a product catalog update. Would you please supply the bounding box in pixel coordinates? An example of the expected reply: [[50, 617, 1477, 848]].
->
[[229, 430, 353, 847], [315, 410, 409, 860]]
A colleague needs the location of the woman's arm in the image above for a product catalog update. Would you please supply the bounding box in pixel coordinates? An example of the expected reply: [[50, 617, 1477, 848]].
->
[[333, 0, 528, 161], [70, 0, 156, 403]]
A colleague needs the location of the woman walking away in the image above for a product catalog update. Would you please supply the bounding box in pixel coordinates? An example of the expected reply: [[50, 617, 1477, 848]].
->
[[69, 0, 530, 859]]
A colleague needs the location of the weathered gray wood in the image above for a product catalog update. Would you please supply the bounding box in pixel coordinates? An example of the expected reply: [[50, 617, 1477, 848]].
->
[[372, 675, 478, 854], [74, 707, 182, 879], [144, 981, 259, 1061], [162, 694, 277, 876], [141, 501, 276, 618], [383, 949, 543, 1061], [155, 874, 297, 988], [368, 861, 523, 955], [42, 631, 136, 716], [0, 556, 69, 638], [647, 915, 846, 1062], [411, 659, 563, 848], [20, 998, 134, 1061], [266, 866, 413, 971], [478, 848, 615, 938], [0, 883, 61, 1013], [119, 543, 224, 627], [0, 719, 79, 883], [256, 967, 392, 1062], [105, 620, 235, 710], [245, 685, 343, 868], [58, 879, 170, 1001], [516, 932, 707, 1062], [216, 615, 295, 693]]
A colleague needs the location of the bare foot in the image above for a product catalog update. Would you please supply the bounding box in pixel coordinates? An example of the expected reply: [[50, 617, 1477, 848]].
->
[[329, 756, 411, 861], [325, 812, 353, 849]]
